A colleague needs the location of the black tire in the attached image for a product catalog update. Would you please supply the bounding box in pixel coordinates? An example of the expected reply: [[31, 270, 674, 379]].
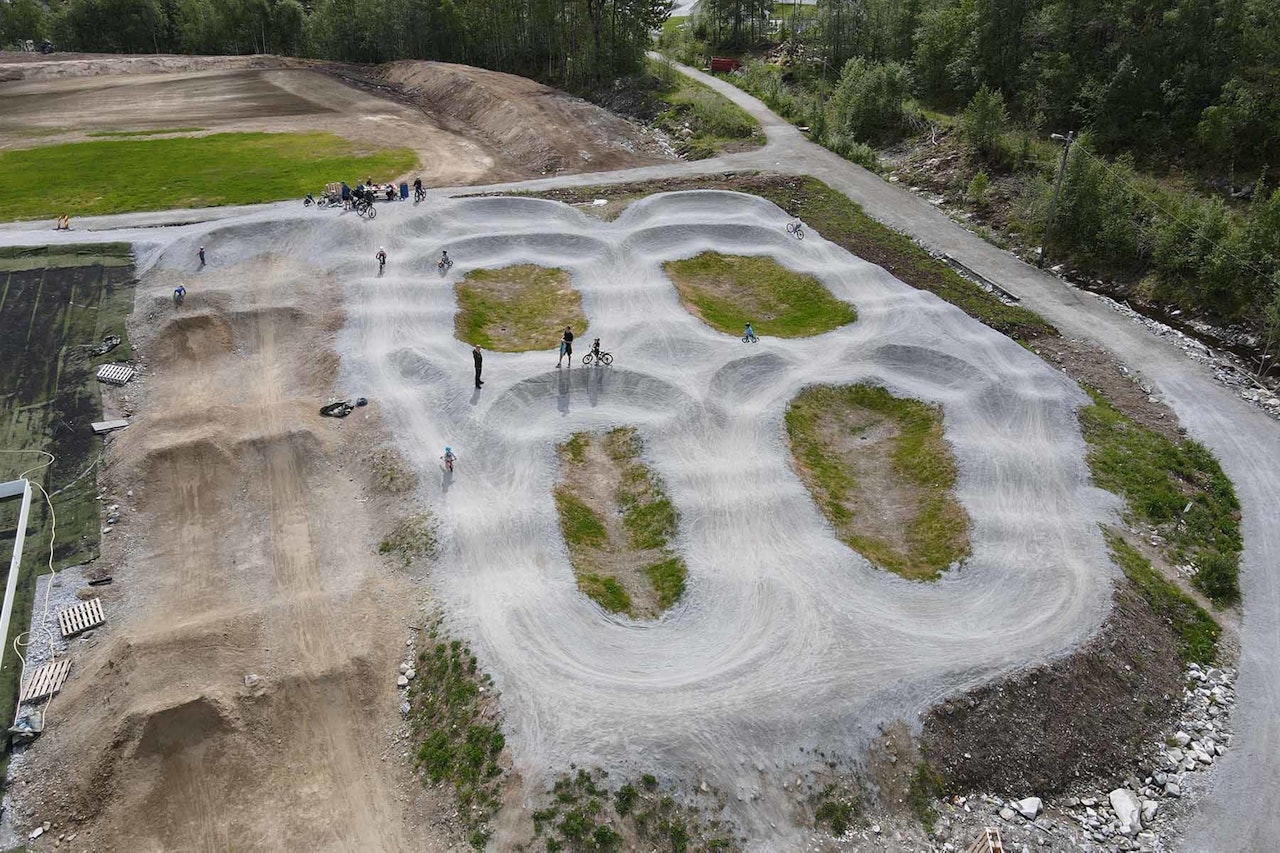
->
[[794, 228, 804, 240], [365, 205, 376, 220], [742, 335, 757, 343], [581, 353, 594, 366], [601, 353, 613, 365]]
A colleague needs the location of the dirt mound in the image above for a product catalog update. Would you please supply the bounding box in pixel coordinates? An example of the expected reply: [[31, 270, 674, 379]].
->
[[133, 694, 236, 757], [379, 60, 671, 176], [921, 580, 1184, 794], [151, 312, 234, 363]]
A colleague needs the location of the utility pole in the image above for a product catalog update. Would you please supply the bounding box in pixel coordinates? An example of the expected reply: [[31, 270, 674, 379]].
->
[[1038, 130, 1075, 269]]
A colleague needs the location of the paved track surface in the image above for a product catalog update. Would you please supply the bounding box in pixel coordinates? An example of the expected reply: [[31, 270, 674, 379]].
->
[[1, 59, 1274, 851]]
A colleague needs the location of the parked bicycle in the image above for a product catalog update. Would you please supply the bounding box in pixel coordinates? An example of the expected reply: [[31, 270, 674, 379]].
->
[[786, 218, 805, 240], [355, 198, 377, 219]]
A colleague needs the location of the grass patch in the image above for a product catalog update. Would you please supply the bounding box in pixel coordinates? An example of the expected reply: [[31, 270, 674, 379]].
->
[[648, 57, 762, 160], [534, 768, 738, 852], [906, 761, 945, 831], [554, 488, 609, 549], [86, 127, 205, 137], [369, 448, 415, 494], [0, 132, 417, 220], [0, 242, 136, 743], [454, 264, 585, 352], [663, 251, 856, 338], [812, 783, 862, 837], [555, 429, 687, 618], [1104, 530, 1220, 664], [1079, 388, 1241, 605], [508, 174, 1055, 341], [786, 384, 969, 580], [408, 620, 505, 849], [378, 512, 438, 565]]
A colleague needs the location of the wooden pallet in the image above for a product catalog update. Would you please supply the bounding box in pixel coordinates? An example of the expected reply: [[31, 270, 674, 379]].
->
[[965, 827, 1004, 853], [58, 598, 105, 637], [95, 364, 135, 386], [20, 659, 71, 703]]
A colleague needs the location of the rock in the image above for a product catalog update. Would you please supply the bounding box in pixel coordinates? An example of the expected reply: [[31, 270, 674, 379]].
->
[[1000, 807, 1016, 821], [399, 701, 410, 716], [1141, 800, 1159, 823], [1081, 797, 1098, 808], [870, 824, 881, 834], [1173, 731, 1192, 747], [1014, 797, 1043, 820], [1165, 748, 1184, 764], [243, 673, 260, 688], [405, 669, 416, 680], [1163, 782, 1181, 797], [30, 827, 44, 840], [1110, 788, 1142, 833], [399, 663, 409, 674], [396, 675, 409, 688]]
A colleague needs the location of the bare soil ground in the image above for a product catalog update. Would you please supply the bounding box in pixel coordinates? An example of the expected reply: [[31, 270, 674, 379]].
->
[[1, 256, 459, 850], [0, 53, 672, 185]]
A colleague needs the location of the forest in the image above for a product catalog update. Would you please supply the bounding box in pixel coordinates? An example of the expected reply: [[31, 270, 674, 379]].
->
[[671, 0, 1280, 342], [0, 0, 670, 89]]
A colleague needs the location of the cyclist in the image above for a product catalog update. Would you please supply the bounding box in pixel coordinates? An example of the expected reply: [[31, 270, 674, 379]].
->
[[304, 192, 315, 206], [439, 250, 451, 269], [443, 446, 457, 473], [173, 284, 186, 305], [591, 338, 602, 360], [413, 178, 425, 202], [743, 322, 756, 342], [376, 247, 387, 271]]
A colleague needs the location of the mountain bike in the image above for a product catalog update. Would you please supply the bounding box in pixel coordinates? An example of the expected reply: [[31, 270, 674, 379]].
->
[[414, 185, 427, 203], [582, 349, 613, 366], [786, 219, 804, 240], [741, 332, 758, 343], [355, 198, 377, 219]]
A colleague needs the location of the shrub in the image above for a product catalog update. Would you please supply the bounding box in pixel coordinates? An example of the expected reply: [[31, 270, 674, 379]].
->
[[829, 58, 911, 145], [1195, 551, 1240, 604], [967, 171, 990, 207], [961, 84, 1007, 160]]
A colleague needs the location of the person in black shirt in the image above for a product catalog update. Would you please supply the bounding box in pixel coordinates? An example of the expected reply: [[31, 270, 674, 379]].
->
[[472, 344, 484, 387], [557, 326, 574, 368]]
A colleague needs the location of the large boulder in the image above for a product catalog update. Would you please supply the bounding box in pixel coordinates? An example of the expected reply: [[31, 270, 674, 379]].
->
[[1110, 788, 1142, 832], [1014, 797, 1043, 820]]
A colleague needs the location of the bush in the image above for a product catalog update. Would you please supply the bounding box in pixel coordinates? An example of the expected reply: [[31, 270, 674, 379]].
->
[[961, 84, 1008, 160], [829, 58, 911, 145], [967, 171, 990, 207], [1195, 551, 1240, 604]]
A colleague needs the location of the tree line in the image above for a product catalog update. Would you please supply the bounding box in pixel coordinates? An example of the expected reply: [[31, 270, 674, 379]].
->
[[0, 0, 670, 90]]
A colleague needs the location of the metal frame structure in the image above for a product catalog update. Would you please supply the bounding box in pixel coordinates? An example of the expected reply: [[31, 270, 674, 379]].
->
[[0, 478, 34, 675]]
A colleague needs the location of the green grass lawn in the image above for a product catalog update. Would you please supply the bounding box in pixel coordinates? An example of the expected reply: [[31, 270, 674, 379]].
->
[[786, 384, 970, 580], [455, 264, 586, 352], [85, 127, 205, 137], [664, 251, 856, 337], [0, 132, 417, 220]]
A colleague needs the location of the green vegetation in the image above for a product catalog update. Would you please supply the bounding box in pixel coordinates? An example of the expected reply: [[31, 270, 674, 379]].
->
[[85, 127, 205, 137], [813, 783, 861, 837], [0, 243, 135, 759], [554, 428, 687, 618], [649, 58, 761, 159], [1079, 389, 1241, 605], [1105, 531, 1221, 665], [407, 621, 506, 849], [0, 132, 416, 220], [786, 384, 969, 581], [370, 448, 414, 494], [454, 264, 586, 352], [663, 251, 856, 338], [907, 761, 945, 831], [533, 768, 738, 852], [377, 512, 438, 565]]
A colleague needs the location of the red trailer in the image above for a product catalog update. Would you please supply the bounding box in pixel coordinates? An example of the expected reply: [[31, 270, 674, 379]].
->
[[709, 57, 742, 73]]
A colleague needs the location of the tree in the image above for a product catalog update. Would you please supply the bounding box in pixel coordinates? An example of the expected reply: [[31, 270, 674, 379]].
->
[[961, 84, 1007, 160], [829, 58, 910, 145], [1, 0, 48, 43]]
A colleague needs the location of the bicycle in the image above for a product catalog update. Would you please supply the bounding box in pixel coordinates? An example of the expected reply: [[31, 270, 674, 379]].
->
[[438, 252, 453, 270], [741, 332, 759, 343], [376, 249, 387, 273], [786, 219, 805, 240], [173, 287, 185, 306], [582, 349, 613, 366], [355, 199, 377, 219], [442, 449, 457, 473], [414, 186, 427, 203]]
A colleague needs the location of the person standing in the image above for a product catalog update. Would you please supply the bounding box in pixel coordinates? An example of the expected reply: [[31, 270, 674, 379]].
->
[[556, 326, 574, 368], [198, 246, 206, 266], [473, 344, 484, 388]]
